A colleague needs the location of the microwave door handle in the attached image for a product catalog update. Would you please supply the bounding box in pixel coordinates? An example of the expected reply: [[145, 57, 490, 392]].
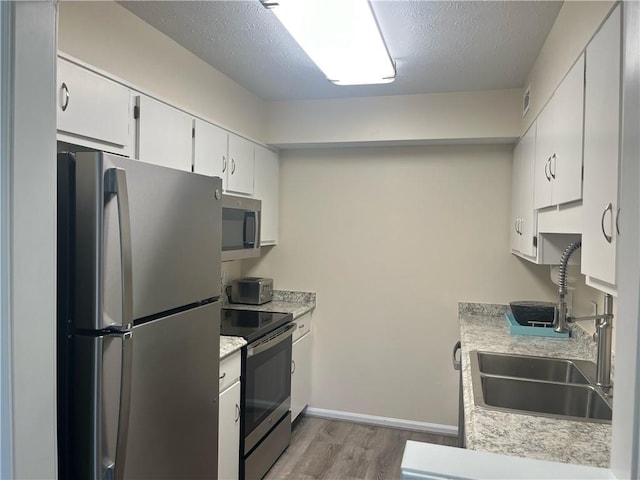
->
[[243, 211, 256, 248], [104, 168, 133, 331]]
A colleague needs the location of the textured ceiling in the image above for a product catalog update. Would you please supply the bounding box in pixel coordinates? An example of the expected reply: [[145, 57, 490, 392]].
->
[[119, 0, 562, 102]]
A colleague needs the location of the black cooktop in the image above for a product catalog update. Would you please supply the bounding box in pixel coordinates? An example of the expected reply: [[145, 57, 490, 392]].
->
[[220, 309, 293, 343]]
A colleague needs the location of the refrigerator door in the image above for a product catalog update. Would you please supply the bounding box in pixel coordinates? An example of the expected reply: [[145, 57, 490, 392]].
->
[[71, 331, 133, 480], [124, 301, 220, 479], [67, 151, 222, 329]]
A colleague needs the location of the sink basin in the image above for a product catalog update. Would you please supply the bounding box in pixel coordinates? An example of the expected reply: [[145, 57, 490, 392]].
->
[[475, 351, 593, 384], [469, 350, 612, 423], [479, 376, 612, 422]]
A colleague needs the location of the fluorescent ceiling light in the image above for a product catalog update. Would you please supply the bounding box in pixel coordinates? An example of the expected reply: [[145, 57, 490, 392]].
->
[[263, 0, 396, 86]]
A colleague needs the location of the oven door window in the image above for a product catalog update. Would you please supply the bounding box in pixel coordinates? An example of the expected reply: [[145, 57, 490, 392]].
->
[[243, 336, 292, 438], [222, 208, 256, 251]]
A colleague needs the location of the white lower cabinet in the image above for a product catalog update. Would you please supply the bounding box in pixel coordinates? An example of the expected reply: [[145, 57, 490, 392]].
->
[[291, 313, 312, 422], [218, 352, 241, 480]]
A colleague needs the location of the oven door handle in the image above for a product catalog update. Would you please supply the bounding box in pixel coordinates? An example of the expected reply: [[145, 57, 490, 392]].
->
[[247, 323, 297, 357]]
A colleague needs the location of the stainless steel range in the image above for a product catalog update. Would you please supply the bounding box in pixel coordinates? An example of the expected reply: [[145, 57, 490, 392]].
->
[[221, 309, 295, 480]]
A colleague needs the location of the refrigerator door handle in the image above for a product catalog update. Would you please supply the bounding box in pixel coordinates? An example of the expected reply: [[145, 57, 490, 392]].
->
[[105, 168, 133, 331], [103, 332, 133, 480]]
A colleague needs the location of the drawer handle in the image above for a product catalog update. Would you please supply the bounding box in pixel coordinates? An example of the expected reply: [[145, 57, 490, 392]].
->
[[601, 203, 613, 243], [235, 404, 240, 423], [61, 82, 70, 112], [299, 324, 305, 329], [219, 372, 226, 381], [291, 360, 296, 375]]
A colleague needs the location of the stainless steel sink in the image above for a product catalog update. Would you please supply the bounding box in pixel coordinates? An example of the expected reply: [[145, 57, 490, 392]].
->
[[469, 350, 612, 423], [479, 376, 612, 421], [475, 351, 594, 384]]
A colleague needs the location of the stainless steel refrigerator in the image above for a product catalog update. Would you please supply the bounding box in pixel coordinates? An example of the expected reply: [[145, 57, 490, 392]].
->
[[57, 151, 222, 480]]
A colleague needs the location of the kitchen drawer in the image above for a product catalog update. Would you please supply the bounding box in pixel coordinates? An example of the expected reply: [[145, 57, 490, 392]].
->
[[293, 313, 312, 343], [219, 351, 241, 393]]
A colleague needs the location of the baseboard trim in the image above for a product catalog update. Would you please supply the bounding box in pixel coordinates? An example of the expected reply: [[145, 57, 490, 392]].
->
[[304, 407, 458, 436]]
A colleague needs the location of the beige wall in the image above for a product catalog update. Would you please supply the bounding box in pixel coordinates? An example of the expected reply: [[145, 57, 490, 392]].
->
[[244, 145, 558, 426], [57, 1, 267, 142], [521, 1, 615, 133], [266, 89, 522, 147]]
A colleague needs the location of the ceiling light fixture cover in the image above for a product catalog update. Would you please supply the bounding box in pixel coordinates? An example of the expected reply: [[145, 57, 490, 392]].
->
[[262, 0, 396, 86]]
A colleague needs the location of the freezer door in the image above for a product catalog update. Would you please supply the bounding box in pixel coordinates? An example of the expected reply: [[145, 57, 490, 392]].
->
[[124, 301, 220, 479], [69, 151, 222, 330], [71, 331, 132, 480]]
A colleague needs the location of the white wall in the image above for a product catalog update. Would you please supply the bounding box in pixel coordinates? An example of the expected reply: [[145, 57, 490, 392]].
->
[[57, 1, 267, 143], [244, 144, 558, 426], [266, 89, 522, 147], [4, 2, 58, 478]]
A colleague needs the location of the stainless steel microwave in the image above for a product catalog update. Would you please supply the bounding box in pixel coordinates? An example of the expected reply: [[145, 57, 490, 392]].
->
[[221, 194, 261, 261]]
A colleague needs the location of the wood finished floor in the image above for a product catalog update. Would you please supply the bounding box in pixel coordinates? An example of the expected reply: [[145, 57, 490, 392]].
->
[[264, 416, 457, 480]]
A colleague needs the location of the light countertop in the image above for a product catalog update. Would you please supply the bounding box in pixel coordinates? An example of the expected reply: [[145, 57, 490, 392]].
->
[[459, 302, 611, 468]]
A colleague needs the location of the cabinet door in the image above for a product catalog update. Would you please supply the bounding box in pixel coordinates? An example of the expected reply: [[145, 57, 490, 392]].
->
[[534, 99, 555, 210], [551, 54, 585, 206], [291, 332, 311, 422], [57, 57, 130, 148], [136, 95, 193, 172], [193, 118, 229, 189], [227, 134, 255, 195], [218, 381, 241, 480], [519, 123, 537, 258], [582, 6, 621, 290], [510, 141, 523, 253], [254, 146, 279, 245]]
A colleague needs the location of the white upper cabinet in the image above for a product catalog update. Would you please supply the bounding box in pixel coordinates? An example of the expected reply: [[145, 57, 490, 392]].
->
[[135, 94, 193, 172], [534, 54, 585, 210], [511, 123, 537, 259], [227, 133, 255, 195], [581, 6, 621, 294], [254, 146, 279, 246], [57, 57, 131, 153], [193, 118, 229, 188]]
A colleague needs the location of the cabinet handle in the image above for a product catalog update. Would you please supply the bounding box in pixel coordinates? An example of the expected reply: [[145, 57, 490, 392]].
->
[[234, 404, 240, 423], [222, 156, 227, 173], [291, 360, 296, 375], [514, 218, 519, 234], [231, 158, 236, 174], [616, 207, 621, 236], [219, 372, 226, 381], [550, 154, 557, 179], [518, 218, 523, 235], [544, 158, 551, 181], [601, 203, 613, 244], [61, 82, 70, 112]]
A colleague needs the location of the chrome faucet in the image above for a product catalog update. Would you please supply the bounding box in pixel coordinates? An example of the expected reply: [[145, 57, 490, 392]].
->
[[553, 240, 614, 394], [553, 241, 582, 335]]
